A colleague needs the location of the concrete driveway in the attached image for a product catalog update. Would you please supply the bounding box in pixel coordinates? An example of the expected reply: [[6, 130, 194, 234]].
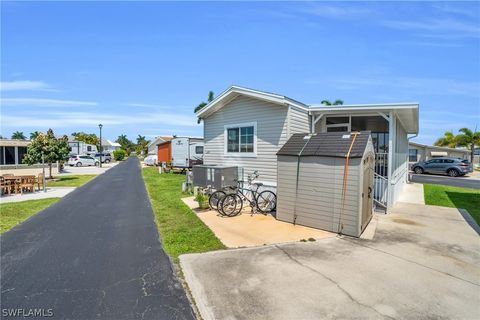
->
[[181, 202, 480, 319]]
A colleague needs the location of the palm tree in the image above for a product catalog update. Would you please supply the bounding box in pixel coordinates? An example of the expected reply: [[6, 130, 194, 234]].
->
[[11, 131, 26, 140], [194, 91, 215, 113], [136, 135, 150, 156], [455, 128, 480, 164], [434, 131, 458, 149], [30, 131, 41, 140], [321, 99, 344, 106]]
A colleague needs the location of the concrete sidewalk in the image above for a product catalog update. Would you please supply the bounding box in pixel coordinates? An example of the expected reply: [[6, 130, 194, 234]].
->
[[397, 182, 424, 204], [181, 203, 480, 320], [0, 162, 118, 177], [0, 188, 76, 203], [182, 197, 335, 247]]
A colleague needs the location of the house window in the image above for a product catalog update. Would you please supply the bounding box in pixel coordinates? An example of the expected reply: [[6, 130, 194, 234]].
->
[[195, 146, 204, 154], [408, 149, 418, 162], [225, 123, 256, 155], [87, 146, 92, 152]]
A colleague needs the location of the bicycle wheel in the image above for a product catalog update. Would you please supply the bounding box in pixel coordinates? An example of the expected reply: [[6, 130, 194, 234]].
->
[[220, 194, 243, 217], [209, 191, 226, 210], [256, 190, 277, 213]]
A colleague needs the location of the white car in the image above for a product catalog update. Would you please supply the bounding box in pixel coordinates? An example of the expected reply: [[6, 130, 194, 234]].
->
[[68, 155, 100, 167], [143, 155, 158, 166]]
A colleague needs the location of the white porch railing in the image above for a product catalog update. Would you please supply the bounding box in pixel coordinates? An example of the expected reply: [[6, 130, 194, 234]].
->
[[375, 152, 388, 177], [373, 172, 388, 210]]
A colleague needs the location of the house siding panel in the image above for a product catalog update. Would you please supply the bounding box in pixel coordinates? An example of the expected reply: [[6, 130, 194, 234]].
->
[[203, 96, 294, 185]]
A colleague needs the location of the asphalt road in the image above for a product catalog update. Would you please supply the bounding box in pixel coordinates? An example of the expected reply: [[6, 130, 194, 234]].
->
[[411, 173, 480, 189], [1, 157, 194, 320]]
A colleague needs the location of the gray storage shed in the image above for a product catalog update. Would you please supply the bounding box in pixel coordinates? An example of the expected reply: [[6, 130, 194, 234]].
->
[[276, 131, 375, 237]]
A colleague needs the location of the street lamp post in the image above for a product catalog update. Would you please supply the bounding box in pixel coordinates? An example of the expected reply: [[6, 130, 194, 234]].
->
[[98, 124, 103, 168]]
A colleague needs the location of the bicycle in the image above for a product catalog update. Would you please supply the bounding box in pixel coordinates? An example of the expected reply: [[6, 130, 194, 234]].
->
[[218, 171, 277, 217]]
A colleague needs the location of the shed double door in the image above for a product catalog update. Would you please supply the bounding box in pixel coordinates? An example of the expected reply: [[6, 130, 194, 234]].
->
[[361, 155, 374, 231]]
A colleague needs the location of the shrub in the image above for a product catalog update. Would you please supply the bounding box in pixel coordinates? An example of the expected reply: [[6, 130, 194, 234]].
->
[[113, 149, 127, 161]]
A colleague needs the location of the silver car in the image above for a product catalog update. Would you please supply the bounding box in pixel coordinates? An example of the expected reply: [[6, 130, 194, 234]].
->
[[68, 155, 100, 167], [93, 153, 112, 163], [412, 157, 473, 177]]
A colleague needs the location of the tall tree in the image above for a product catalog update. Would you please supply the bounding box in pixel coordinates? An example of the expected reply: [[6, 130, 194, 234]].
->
[[434, 131, 458, 149], [321, 99, 344, 106], [11, 131, 26, 140], [194, 91, 215, 113], [116, 134, 134, 154], [23, 129, 70, 178], [72, 132, 100, 149], [455, 128, 480, 163], [135, 135, 150, 156]]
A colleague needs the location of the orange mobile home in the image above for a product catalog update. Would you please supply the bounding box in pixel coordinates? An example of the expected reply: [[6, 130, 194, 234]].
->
[[157, 141, 172, 163]]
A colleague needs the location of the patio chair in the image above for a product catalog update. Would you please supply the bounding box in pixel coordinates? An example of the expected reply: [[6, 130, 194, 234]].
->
[[0, 176, 12, 196], [19, 176, 35, 194], [37, 173, 45, 191]]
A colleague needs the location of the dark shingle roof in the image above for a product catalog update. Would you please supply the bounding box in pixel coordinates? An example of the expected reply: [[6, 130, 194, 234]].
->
[[277, 131, 371, 158]]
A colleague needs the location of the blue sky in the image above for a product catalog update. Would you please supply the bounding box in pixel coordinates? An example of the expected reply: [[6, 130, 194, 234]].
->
[[1, 1, 479, 144]]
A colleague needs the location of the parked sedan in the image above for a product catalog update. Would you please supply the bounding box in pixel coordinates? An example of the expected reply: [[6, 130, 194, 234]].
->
[[68, 155, 100, 167], [411, 157, 473, 177]]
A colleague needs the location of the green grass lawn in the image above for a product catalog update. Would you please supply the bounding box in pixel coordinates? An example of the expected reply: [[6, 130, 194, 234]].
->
[[424, 184, 480, 224], [0, 198, 60, 234], [47, 175, 97, 187], [142, 168, 225, 263]]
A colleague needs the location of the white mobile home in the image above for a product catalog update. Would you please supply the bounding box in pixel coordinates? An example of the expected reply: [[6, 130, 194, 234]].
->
[[171, 137, 204, 168], [147, 136, 173, 155], [408, 142, 471, 163], [196, 86, 419, 208]]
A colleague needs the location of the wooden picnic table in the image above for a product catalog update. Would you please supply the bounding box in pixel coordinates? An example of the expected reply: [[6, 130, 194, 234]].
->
[[1, 175, 37, 195]]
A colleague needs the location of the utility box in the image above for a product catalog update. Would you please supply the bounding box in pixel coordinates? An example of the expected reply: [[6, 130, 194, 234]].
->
[[192, 165, 238, 190], [276, 131, 375, 237]]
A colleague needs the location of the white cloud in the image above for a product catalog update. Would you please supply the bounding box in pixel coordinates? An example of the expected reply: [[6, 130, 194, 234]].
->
[[433, 4, 480, 19], [1, 98, 98, 107], [298, 3, 370, 19], [0, 81, 52, 91], [1, 111, 199, 128], [382, 18, 480, 38], [126, 103, 172, 109], [334, 76, 480, 97]]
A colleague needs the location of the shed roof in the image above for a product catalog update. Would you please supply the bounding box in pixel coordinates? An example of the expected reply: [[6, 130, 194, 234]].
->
[[277, 131, 371, 158]]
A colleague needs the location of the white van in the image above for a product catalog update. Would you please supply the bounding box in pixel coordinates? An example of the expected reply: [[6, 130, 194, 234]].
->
[[171, 137, 204, 168]]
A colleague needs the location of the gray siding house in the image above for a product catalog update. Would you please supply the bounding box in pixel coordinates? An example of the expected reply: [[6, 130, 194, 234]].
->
[[198, 87, 309, 186], [196, 86, 419, 208]]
